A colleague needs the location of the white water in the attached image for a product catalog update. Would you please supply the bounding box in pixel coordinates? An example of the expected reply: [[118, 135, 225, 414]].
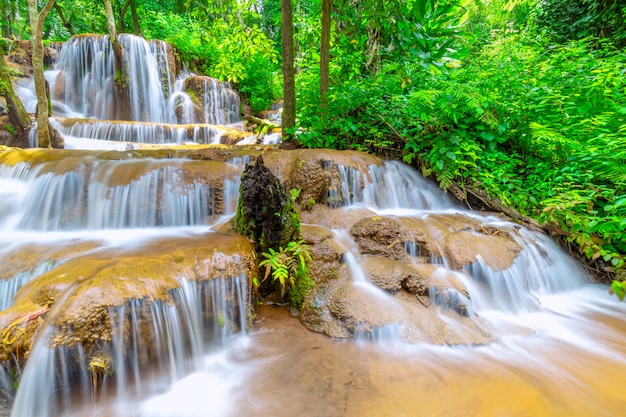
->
[[4, 33, 626, 417], [2, 154, 626, 417], [16, 34, 246, 148]]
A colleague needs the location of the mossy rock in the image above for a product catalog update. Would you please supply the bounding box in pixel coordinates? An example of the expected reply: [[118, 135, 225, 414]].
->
[[0, 232, 256, 361], [234, 155, 300, 253]]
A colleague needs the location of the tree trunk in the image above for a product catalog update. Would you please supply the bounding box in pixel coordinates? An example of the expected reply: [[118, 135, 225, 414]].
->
[[104, 0, 119, 48], [1, 1, 18, 38], [104, 0, 130, 120], [0, 52, 31, 142], [26, 0, 56, 148], [131, 0, 140, 35], [115, 0, 139, 35], [281, 0, 296, 139], [53, 3, 74, 35], [319, 0, 332, 119], [117, 0, 127, 33], [118, 0, 137, 33]]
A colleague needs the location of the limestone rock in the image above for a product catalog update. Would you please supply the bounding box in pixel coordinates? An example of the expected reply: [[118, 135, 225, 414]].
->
[[298, 261, 492, 345], [298, 205, 376, 230], [287, 157, 329, 211], [263, 148, 383, 209], [301, 225, 344, 285], [398, 213, 523, 271], [0, 232, 256, 361], [350, 216, 413, 261], [444, 230, 523, 271], [183, 75, 240, 125], [361, 256, 428, 294]]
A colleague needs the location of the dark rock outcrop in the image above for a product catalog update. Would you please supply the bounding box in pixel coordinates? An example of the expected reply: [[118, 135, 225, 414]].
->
[[234, 155, 300, 254]]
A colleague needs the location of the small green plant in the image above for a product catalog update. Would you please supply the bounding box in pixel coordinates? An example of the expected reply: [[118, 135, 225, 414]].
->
[[290, 188, 302, 202], [259, 239, 314, 308], [216, 312, 226, 327], [611, 281, 626, 301]]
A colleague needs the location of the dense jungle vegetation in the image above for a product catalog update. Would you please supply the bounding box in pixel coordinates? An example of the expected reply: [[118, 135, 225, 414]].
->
[[1, 0, 625, 289]]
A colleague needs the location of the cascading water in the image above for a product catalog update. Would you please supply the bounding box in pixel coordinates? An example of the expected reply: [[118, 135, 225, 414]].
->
[[120, 34, 172, 123], [0, 149, 255, 417], [335, 161, 589, 320], [197, 77, 241, 126], [2, 150, 626, 416], [50, 35, 116, 120], [50, 34, 172, 123], [4, 38, 626, 415], [18, 34, 247, 149], [8, 277, 249, 417]]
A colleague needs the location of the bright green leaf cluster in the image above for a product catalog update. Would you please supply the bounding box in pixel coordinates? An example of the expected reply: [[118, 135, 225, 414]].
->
[[258, 239, 314, 308]]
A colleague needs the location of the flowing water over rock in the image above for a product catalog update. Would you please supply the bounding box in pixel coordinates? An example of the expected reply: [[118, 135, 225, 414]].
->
[[16, 34, 250, 149], [1, 146, 626, 417], [4, 33, 626, 417]]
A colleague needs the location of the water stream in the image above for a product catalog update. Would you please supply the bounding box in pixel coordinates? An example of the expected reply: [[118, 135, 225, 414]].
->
[[3, 34, 626, 417]]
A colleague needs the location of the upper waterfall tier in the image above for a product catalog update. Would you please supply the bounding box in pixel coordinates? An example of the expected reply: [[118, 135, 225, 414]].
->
[[42, 35, 241, 127]]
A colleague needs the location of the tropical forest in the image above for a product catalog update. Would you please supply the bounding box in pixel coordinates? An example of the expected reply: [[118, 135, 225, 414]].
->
[[0, 1, 625, 416]]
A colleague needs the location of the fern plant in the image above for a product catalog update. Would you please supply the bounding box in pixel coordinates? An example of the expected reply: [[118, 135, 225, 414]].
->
[[259, 240, 314, 308]]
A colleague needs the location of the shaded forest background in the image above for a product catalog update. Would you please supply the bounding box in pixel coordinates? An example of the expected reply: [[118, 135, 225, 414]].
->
[[1, 0, 625, 287]]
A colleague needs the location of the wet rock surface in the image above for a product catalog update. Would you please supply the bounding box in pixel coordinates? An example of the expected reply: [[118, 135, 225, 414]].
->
[[234, 155, 299, 253], [0, 147, 534, 356], [0, 232, 256, 361], [183, 75, 240, 125], [350, 216, 413, 261], [301, 225, 344, 285]]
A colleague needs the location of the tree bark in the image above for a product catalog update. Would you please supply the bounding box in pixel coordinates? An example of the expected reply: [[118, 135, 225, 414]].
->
[[319, 0, 332, 119], [118, 0, 139, 34], [26, 0, 56, 148], [53, 3, 74, 35], [1, 1, 17, 38], [117, 0, 130, 33], [104, 0, 130, 120], [281, 0, 296, 139], [131, 0, 140, 35], [0, 52, 31, 142], [243, 114, 279, 129]]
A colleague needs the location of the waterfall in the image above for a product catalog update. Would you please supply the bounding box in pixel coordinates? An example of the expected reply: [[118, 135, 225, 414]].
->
[[320, 160, 458, 211], [50, 119, 224, 146], [49, 34, 172, 122], [3, 158, 248, 231], [8, 277, 249, 417], [119, 34, 171, 122], [0, 262, 55, 310], [315, 159, 592, 340], [51, 35, 116, 120], [198, 77, 241, 126], [2, 148, 625, 417], [19, 34, 247, 148], [363, 161, 458, 211]]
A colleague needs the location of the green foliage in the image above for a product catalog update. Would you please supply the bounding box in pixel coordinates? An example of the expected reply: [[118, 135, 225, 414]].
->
[[259, 240, 314, 308], [237, 55, 282, 113], [531, 0, 626, 47], [295, 8, 626, 279], [141, 11, 280, 112], [611, 280, 626, 301], [296, 59, 498, 190], [289, 188, 302, 202], [329, 0, 470, 75], [458, 33, 626, 274]]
